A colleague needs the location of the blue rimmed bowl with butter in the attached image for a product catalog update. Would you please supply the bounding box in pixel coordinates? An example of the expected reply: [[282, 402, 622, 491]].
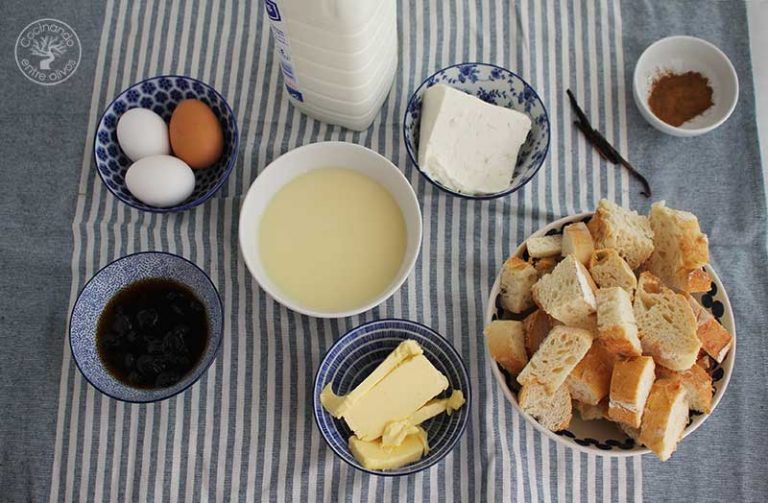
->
[[313, 319, 470, 476], [403, 62, 550, 200]]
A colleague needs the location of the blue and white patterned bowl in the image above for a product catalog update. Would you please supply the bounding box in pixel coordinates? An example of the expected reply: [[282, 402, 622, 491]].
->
[[94, 75, 239, 213], [70, 252, 223, 403], [313, 319, 470, 476], [403, 63, 550, 199]]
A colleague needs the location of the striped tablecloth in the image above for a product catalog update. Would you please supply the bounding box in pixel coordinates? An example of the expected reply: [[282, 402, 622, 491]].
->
[[1, 1, 766, 502]]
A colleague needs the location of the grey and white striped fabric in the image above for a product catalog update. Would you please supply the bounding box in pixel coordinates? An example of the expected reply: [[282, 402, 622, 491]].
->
[[1, 1, 766, 502]]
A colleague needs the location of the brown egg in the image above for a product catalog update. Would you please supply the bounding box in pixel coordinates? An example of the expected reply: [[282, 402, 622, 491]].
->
[[169, 99, 224, 169]]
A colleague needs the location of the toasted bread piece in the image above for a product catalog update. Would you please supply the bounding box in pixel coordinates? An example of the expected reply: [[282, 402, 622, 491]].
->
[[485, 320, 528, 376], [499, 256, 538, 314], [522, 309, 556, 357], [517, 325, 593, 393], [526, 235, 563, 258], [686, 268, 712, 293], [519, 382, 572, 431], [633, 272, 701, 371], [656, 364, 713, 413], [587, 199, 654, 269], [532, 255, 597, 329], [532, 256, 559, 277], [640, 379, 689, 461], [697, 319, 732, 363], [574, 399, 608, 421], [608, 356, 656, 428], [596, 287, 642, 357], [588, 248, 637, 294], [646, 202, 709, 293], [567, 344, 614, 405], [562, 222, 595, 265], [685, 295, 733, 363]]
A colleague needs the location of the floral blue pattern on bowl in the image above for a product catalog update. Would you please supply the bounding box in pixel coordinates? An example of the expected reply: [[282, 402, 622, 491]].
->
[[94, 75, 239, 213], [70, 252, 223, 403], [313, 319, 470, 476], [403, 63, 550, 199]]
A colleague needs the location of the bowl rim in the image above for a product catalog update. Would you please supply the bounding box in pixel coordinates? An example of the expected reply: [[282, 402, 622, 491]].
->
[[402, 61, 551, 200], [69, 250, 224, 403], [484, 211, 736, 457], [311, 317, 471, 476], [238, 141, 423, 319], [93, 74, 240, 214], [632, 35, 739, 137]]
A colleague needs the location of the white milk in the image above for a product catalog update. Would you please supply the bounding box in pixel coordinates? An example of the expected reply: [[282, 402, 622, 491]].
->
[[263, 0, 398, 131]]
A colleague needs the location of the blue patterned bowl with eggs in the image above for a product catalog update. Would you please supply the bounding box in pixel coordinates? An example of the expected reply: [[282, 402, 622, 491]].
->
[[70, 252, 223, 403], [403, 62, 550, 200], [94, 75, 238, 213], [313, 319, 470, 476]]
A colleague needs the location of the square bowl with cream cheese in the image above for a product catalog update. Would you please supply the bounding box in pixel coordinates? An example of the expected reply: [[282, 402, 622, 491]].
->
[[313, 319, 470, 476], [403, 63, 550, 199]]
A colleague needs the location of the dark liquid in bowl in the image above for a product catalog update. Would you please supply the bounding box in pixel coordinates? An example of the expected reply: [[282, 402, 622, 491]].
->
[[96, 278, 208, 389]]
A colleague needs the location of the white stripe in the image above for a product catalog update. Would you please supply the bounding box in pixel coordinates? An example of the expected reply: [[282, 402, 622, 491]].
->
[[572, 451, 581, 503], [633, 456, 643, 502], [618, 456, 627, 503], [603, 456, 612, 502], [586, 0, 600, 205], [599, 0, 616, 202], [546, 0, 561, 218], [613, 0, 631, 206], [573, 0, 588, 212], [525, 421, 539, 502], [560, 0, 575, 215]]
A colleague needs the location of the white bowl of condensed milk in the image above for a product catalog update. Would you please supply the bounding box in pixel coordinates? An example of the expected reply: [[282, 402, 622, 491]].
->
[[239, 141, 423, 318]]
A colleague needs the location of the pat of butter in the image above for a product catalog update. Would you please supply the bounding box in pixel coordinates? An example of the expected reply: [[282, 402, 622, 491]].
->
[[349, 427, 429, 471], [320, 340, 423, 419], [342, 354, 449, 441], [417, 83, 532, 195], [381, 390, 466, 448]]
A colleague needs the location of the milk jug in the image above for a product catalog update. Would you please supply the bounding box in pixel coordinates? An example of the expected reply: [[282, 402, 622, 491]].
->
[[263, 0, 398, 131]]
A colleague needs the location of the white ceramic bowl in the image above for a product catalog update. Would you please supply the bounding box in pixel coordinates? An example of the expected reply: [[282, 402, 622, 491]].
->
[[238, 141, 422, 318], [485, 212, 736, 457], [633, 35, 738, 137]]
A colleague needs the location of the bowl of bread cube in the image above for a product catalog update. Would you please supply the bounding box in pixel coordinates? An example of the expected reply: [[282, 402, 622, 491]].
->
[[484, 199, 735, 460]]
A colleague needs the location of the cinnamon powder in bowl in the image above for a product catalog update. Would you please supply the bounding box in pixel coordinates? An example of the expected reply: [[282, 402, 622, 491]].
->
[[648, 71, 713, 127]]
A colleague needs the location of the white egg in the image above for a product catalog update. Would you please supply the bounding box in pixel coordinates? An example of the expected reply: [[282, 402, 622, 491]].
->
[[125, 155, 196, 208], [116, 108, 171, 161]]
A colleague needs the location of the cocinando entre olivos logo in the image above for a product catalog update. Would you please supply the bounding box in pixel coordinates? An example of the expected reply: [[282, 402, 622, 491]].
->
[[15, 18, 81, 86]]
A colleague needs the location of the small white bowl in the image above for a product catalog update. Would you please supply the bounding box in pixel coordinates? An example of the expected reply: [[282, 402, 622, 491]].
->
[[633, 36, 739, 137], [238, 141, 422, 318]]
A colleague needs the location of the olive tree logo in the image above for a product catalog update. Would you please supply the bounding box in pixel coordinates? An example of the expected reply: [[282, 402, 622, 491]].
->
[[15, 18, 81, 86]]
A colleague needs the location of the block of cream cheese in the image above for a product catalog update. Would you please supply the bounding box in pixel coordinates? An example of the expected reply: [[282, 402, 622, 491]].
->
[[417, 84, 532, 194], [321, 340, 423, 418], [342, 354, 449, 441], [349, 427, 429, 471], [381, 390, 466, 448]]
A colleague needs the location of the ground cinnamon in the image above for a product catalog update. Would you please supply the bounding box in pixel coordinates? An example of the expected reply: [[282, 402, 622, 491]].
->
[[647, 71, 713, 127]]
